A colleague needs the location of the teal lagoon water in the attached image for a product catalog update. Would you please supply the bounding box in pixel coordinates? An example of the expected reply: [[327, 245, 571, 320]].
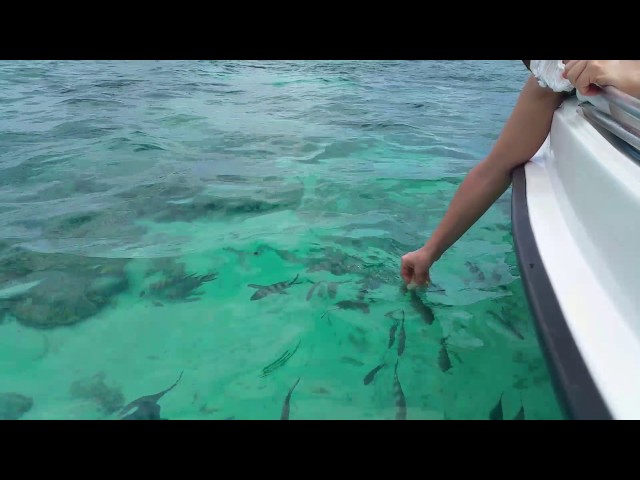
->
[[0, 60, 565, 420]]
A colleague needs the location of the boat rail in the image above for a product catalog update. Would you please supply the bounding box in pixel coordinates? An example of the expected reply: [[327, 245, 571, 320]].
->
[[578, 86, 640, 155]]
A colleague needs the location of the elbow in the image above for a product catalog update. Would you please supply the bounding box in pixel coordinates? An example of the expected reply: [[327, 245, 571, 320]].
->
[[476, 156, 516, 185], [482, 153, 527, 179]]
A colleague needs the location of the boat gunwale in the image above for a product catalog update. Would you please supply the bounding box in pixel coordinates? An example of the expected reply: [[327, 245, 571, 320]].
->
[[510, 165, 613, 420]]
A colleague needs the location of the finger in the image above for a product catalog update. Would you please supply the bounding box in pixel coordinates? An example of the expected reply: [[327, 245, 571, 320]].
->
[[574, 62, 601, 95], [413, 266, 429, 286], [400, 260, 413, 284], [576, 72, 595, 95], [565, 60, 587, 85], [562, 60, 578, 77]]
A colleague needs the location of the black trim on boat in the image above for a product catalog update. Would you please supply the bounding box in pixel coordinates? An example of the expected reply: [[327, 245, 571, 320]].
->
[[511, 165, 613, 420]]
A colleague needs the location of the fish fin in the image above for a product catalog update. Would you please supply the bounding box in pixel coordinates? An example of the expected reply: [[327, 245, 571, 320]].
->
[[247, 284, 266, 289], [320, 307, 339, 319]]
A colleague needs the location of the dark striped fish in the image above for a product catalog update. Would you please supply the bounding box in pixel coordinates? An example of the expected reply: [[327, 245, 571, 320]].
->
[[248, 274, 301, 301], [334, 300, 370, 314], [388, 318, 399, 349], [306, 281, 325, 301], [465, 261, 486, 281], [280, 377, 301, 420], [397, 314, 406, 357], [327, 281, 347, 299], [489, 394, 503, 420], [409, 290, 435, 325], [438, 337, 451, 372], [392, 360, 407, 420], [513, 405, 525, 420], [363, 363, 385, 385], [119, 371, 183, 420], [489, 311, 524, 340], [308, 281, 346, 300], [260, 340, 301, 378], [340, 356, 364, 367]]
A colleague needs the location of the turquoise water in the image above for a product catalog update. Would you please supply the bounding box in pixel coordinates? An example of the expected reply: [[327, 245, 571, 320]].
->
[[0, 60, 565, 420]]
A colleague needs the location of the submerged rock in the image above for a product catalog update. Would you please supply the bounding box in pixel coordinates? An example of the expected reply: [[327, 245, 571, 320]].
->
[[9, 270, 128, 329], [0, 247, 129, 329], [70, 372, 125, 415], [0, 393, 33, 420]]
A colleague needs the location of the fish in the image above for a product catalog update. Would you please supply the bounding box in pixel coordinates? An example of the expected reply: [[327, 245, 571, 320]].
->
[[388, 318, 399, 349], [260, 340, 301, 378], [465, 261, 486, 281], [384, 309, 402, 320], [363, 363, 385, 385], [199, 404, 219, 415], [392, 360, 407, 420], [340, 356, 365, 367], [438, 337, 452, 372], [312, 387, 331, 395], [327, 281, 349, 299], [513, 405, 525, 420], [489, 394, 503, 420], [489, 311, 524, 340], [408, 290, 435, 325], [397, 314, 406, 357], [356, 288, 367, 301], [119, 371, 183, 420], [334, 300, 370, 314], [148, 271, 217, 301], [280, 377, 301, 420], [451, 351, 464, 365], [505, 322, 524, 340], [268, 247, 306, 265], [306, 281, 324, 301], [248, 274, 301, 301]]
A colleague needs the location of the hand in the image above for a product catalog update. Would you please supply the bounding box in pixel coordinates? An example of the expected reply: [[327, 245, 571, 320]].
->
[[400, 247, 434, 286], [563, 60, 640, 98]]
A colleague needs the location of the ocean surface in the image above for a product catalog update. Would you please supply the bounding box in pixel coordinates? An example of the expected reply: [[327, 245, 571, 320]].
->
[[0, 60, 565, 420]]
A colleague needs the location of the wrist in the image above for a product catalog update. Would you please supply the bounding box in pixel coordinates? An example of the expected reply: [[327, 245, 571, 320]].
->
[[420, 242, 442, 263]]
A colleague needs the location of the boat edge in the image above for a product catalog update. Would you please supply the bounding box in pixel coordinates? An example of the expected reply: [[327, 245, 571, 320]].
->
[[510, 165, 613, 420]]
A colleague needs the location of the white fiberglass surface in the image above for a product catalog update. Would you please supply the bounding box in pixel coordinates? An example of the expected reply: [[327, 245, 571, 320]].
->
[[525, 98, 640, 419]]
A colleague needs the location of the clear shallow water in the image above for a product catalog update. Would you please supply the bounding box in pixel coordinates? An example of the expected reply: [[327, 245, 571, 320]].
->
[[0, 60, 565, 420]]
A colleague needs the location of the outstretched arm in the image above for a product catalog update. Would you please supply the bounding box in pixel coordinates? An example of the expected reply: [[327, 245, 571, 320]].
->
[[401, 74, 567, 286]]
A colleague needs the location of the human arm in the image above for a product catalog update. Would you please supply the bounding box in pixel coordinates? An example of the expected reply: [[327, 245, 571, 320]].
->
[[563, 60, 640, 98], [400, 74, 567, 286]]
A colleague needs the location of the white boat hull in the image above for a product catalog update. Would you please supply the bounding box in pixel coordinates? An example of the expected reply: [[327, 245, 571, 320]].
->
[[512, 97, 640, 420]]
